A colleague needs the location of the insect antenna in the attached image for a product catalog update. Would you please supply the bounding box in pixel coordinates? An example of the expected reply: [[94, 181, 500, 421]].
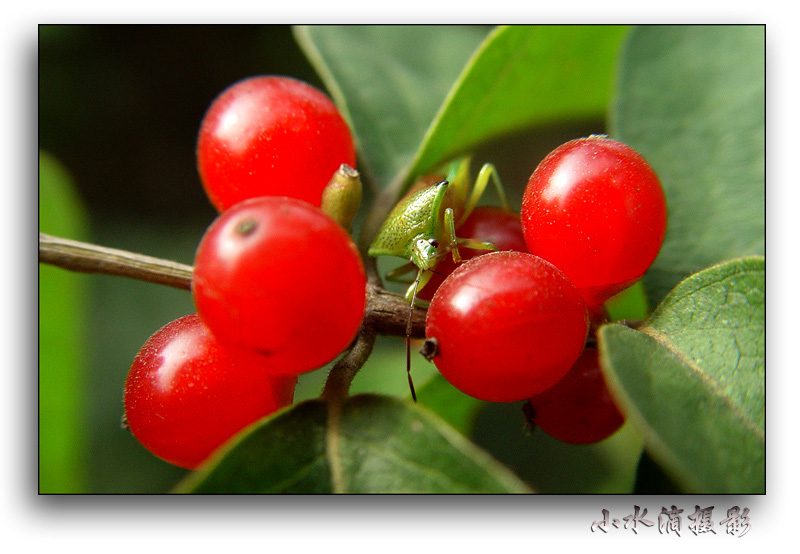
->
[[405, 268, 425, 402]]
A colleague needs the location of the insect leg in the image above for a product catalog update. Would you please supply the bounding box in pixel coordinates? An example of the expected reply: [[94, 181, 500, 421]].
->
[[444, 207, 462, 264], [385, 261, 419, 284], [457, 238, 496, 252], [404, 268, 424, 403], [459, 163, 511, 225], [404, 269, 433, 304]]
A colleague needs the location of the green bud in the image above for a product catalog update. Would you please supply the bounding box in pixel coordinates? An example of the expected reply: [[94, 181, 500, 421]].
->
[[320, 164, 362, 230]]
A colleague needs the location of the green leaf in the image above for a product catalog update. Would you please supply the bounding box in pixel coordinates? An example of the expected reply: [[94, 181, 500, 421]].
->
[[605, 281, 650, 322], [413, 374, 484, 436], [598, 257, 765, 493], [407, 25, 629, 190], [610, 26, 765, 305], [294, 25, 491, 192], [39, 151, 90, 493], [176, 394, 532, 493]]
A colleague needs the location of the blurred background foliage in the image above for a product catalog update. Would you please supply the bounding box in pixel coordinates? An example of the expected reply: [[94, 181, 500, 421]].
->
[[39, 25, 642, 493]]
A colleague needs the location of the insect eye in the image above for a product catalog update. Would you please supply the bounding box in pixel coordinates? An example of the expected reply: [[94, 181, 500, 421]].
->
[[428, 239, 439, 249]]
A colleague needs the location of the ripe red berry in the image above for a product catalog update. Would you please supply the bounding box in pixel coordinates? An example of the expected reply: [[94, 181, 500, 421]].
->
[[521, 136, 667, 307], [418, 206, 528, 302], [424, 251, 589, 403], [524, 348, 624, 444], [196, 75, 357, 211], [124, 314, 292, 470], [192, 196, 367, 375]]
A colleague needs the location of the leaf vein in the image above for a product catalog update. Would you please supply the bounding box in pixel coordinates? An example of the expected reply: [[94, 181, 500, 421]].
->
[[639, 325, 764, 442], [340, 435, 490, 493]]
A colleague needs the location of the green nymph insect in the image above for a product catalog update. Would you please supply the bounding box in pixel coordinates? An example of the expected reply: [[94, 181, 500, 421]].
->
[[368, 158, 510, 400]]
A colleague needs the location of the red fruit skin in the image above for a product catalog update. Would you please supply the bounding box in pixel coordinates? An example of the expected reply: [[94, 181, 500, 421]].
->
[[124, 314, 289, 470], [192, 196, 367, 375], [521, 137, 667, 307], [197, 76, 357, 212], [425, 251, 589, 403], [525, 348, 625, 445], [418, 206, 528, 302]]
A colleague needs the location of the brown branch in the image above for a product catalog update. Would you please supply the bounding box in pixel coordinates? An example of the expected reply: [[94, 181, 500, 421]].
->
[[321, 327, 376, 402], [38, 232, 426, 338]]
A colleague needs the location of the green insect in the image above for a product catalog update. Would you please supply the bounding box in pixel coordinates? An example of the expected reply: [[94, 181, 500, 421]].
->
[[368, 158, 510, 400]]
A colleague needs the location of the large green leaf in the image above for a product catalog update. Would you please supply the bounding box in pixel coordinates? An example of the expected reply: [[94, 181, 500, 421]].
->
[[598, 257, 765, 493], [39, 151, 89, 493], [294, 25, 490, 192], [296, 25, 629, 248], [407, 25, 629, 190], [176, 394, 531, 493], [610, 26, 765, 305]]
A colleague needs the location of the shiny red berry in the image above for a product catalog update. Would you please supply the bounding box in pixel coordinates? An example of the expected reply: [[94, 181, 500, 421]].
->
[[124, 314, 292, 470], [197, 75, 357, 211], [192, 196, 367, 375], [524, 348, 625, 444], [418, 206, 528, 302], [424, 251, 589, 403], [521, 136, 667, 307]]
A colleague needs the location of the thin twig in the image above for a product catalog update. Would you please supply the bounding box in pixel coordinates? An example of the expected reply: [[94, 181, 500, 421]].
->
[[38, 232, 193, 290]]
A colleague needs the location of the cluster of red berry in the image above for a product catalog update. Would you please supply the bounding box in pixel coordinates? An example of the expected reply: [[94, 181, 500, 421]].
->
[[421, 137, 667, 444], [123, 73, 667, 470], [123, 76, 365, 469]]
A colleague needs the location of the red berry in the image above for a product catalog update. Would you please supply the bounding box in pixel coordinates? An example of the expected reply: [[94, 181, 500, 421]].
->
[[525, 348, 624, 444], [424, 251, 588, 403], [197, 75, 357, 211], [192, 196, 367, 375], [272, 373, 299, 408], [521, 136, 667, 307], [124, 314, 291, 470], [418, 206, 528, 302]]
